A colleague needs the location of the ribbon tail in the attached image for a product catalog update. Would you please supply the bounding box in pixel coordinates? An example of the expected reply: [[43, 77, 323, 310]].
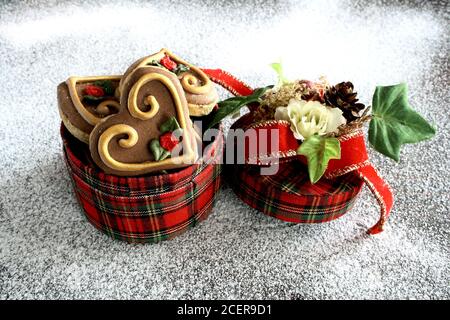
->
[[201, 68, 254, 97], [356, 164, 394, 234]]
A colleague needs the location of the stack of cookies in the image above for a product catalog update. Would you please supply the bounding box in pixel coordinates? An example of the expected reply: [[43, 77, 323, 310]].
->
[[58, 49, 224, 243], [58, 48, 219, 176]]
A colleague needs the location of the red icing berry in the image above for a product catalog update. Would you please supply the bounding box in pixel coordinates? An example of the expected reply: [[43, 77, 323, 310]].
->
[[159, 132, 179, 151], [160, 55, 177, 71], [84, 85, 105, 97]]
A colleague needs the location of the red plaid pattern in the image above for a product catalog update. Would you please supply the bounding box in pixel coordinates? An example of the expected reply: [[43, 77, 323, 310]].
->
[[61, 124, 223, 243], [227, 161, 363, 223]]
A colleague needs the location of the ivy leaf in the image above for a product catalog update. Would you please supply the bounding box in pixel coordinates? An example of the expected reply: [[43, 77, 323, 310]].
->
[[369, 83, 436, 161], [149, 139, 170, 161], [206, 85, 273, 129], [297, 135, 341, 184], [160, 116, 181, 134]]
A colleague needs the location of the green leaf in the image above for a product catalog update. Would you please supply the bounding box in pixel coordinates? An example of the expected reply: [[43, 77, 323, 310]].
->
[[82, 95, 104, 102], [94, 80, 115, 96], [270, 62, 289, 87], [149, 60, 164, 68], [149, 139, 170, 161], [173, 64, 190, 75], [369, 83, 436, 161], [206, 85, 273, 129], [160, 116, 181, 134], [297, 135, 341, 184], [159, 150, 171, 161]]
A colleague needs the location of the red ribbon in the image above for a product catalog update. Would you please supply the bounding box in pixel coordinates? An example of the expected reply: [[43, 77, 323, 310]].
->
[[202, 69, 254, 97], [202, 68, 394, 234]]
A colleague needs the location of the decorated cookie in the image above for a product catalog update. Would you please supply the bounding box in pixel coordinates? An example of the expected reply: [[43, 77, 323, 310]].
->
[[120, 48, 219, 117], [89, 66, 197, 176], [57, 76, 121, 143]]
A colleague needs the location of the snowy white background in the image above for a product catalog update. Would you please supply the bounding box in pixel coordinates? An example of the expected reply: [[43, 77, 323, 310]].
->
[[0, 0, 448, 299]]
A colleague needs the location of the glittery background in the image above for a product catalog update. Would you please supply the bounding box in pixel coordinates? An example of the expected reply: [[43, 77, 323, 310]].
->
[[0, 0, 448, 299]]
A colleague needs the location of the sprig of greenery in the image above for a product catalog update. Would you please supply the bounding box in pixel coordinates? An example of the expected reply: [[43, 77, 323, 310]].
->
[[270, 62, 290, 87], [206, 85, 273, 129]]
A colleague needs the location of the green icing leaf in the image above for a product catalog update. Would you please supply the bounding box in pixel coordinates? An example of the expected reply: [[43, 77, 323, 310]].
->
[[206, 85, 273, 129], [94, 80, 115, 96], [149, 139, 162, 161], [173, 64, 190, 75], [149, 117, 182, 162], [270, 62, 289, 87], [82, 95, 103, 102], [149, 60, 164, 68], [149, 139, 170, 161], [369, 83, 436, 161], [159, 150, 171, 161], [160, 116, 181, 134], [297, 135, 341, 184]]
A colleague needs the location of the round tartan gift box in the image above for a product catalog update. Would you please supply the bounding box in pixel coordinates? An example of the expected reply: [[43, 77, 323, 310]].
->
[[61, 124, 223, 243], [226, 113, 365, 226], [199, 69, 395, 233], [228, 163, 363, 224]]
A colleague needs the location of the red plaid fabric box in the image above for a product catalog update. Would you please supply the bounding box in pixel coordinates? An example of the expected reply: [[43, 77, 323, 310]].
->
[[225, 115, 363, 226], [228, 162, 363, 224], [61, 124, 223, 243]]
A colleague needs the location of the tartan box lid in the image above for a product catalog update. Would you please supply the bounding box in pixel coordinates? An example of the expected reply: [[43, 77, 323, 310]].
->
[[61, 123, 223, 243]]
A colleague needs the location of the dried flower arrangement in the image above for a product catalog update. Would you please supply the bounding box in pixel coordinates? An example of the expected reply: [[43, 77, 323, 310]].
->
[[209, 62, 436, 183]]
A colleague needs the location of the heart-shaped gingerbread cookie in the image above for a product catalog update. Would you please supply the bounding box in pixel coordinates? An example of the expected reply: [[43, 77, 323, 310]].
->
[[89, 66, 197, 176], [120, 48, 218, 117], [57, 76, 121, 143]]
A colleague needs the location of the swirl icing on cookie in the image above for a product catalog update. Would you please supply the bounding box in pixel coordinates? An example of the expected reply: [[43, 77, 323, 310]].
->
[[96, 100, 121, 116], [58, 75, 122, 143], [66, 75, 122, 125], [90, 66, 197, 176], [120, 49, 218, 117]]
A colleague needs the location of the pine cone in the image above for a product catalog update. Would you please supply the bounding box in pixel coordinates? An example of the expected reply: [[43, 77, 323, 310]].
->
[[324, 82, 365, 122]]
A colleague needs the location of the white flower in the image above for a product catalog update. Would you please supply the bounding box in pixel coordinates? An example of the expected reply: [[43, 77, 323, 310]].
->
[[274, 98, 346, 140]]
